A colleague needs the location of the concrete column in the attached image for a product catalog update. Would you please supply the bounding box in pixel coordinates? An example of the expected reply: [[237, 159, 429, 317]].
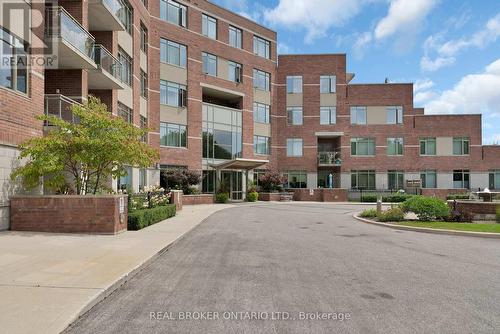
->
[[340, 173, 350, 189], [376, 173, 388, 190], [437, 173, 453, 189], [307, 172, 317, 189], [131, 168, 140, 193], [243, 170, 249, 200]]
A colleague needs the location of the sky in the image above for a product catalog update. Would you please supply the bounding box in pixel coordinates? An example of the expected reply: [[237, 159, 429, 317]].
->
[[211, 0, 500, 145]]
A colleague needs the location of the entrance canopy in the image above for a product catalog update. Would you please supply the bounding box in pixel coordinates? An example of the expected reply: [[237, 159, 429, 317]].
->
[[209, 158, 269, 171]]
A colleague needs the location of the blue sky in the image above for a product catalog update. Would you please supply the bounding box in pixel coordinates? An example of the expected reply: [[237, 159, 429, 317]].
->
[[212, 0, 500, 144]]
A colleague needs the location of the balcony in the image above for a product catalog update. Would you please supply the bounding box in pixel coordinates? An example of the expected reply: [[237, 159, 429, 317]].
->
[[318, 151, 342, 167], [45, 7, 96, 69], [88, 0, 125, 31], [88, 45, 125, 90], [44, 94, 82, 126]]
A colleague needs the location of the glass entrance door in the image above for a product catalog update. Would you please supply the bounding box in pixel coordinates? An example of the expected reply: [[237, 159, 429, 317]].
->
[[221, 171, 243, 201]]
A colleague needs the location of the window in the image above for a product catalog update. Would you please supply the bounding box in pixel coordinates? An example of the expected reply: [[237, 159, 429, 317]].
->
[[254, 136, 270, 155], [388, 171, 404, 190], [387, 138, 403, 156], [420, 170, 437, 188], [229, 26, 242, 48], [202, 170, 216, 193], [287, 107, 303, 125], [253, 169, 267, 187], [286, 76, 302, 94], [140, 115, 148, 142], [453, 170, 470, 189], [283, 171, 307, 189], [489, 170, 500, 189], [202, 104, 242, 160], [118, 48, 132, 86], [160, 123, 187, 147], [350, 106, 367, 125], [387, 106, 403, 124], [118, 102, 133, 123], [140, 71, 148, 98], [351, 138, 375, 156], [351, 171, 376, 190], [160, 81, 187, 107], [320, 107, 336, 125], [253, 103, 270, 124], [202, 14, 217, 39], [320, 75, 336, 93], [228, 61, 242, 83], [453, 137, 470, 155], [140, 23, 148, 53], [118, 0, 133, 34], [160, 39, 187, 68], [160, 0, 187, 27], [0, 27, 28, 93], [118, 166, 132, 190], [253, 36, 270, 59], [420, 137, 436, 155], [286, 139, 303, 157], [253, 69, 270, 91], [202, 52, 217, 76]]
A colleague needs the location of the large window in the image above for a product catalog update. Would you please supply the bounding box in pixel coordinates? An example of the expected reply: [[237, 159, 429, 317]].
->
[[202, 14, 217, 39], [229, 25, 242, 48], [202, 104, 242, 161], [351, 171, 376, 190], [140, 23, 148, 53], [253, 36, 270, 59], [283, 171, 307, 189], [453, 170, 470, 189], [118, 0, 133, 34], [253, 69, 270, 91], [0, 27, 28, 93], [287, 107, 303, 125], [387, 106, 403, 124], [202, 52, 217, 76], [160, 0, 187, 27], [489, 170, 500, 189], [140, 115, 148, 142], [160, 123, 187, 147], [253, 103, 270, 124], [388, 171, 404, 190], [254, 136, 270, 155], [140, 70, 148, 98], [420, 137, 436, 155], [286, 76, 302, 94], [351, 138, 375, 156], [286, 139, 303, 157], [350, 106, 367, 125], [118, 48, 132, 86], [160, 39, 187, 68], [320, 75, 336, 93], [387, 137, 403, 156], [320, 107, 336, 125], [453, 137, 470, 155], [160, 81, 187, 107], [420, 170, 437, 188], [228, 61, 242, 83], [202, 170, 215, 193], [118, 102, 132, 123]]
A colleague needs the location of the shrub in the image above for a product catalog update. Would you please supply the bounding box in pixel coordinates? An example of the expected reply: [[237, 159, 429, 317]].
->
[[361, 194, 378, 203], [247, 191, 258, 202], [496, 206, 500, 223], [401, 196, 450, 221], [216, 192, 229, 203], [446, 193, 470, 200], [259, 170, 287, 192], [360, 208, 378, 218], [128, 204, 176, 230], [377, 207, 405, 222], [384, 194, 413, 203]]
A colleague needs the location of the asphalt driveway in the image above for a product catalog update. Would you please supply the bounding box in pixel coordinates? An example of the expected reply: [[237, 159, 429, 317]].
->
[[66, 203, 500, 334]]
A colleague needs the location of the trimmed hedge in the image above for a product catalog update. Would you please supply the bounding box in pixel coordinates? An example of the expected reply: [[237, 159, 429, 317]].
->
[[128, 204, 176, 231], [361, 194, 413, 203], [497, 206, 500, 223], [446, 193, 470, 200], [401, 196, 450, 221]]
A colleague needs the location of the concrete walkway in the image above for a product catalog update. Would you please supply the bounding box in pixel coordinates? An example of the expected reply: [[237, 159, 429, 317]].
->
[[0, 204, 233, 334]]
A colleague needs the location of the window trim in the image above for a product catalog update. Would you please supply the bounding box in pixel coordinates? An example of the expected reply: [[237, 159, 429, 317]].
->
[[160, 80, 187, 107], [253, 35, 271, 59], [253, 102, 270, 124], [351, 137, 376, 156], [387, 137, 404, 156], [253, 135, 271, 156], [160, 0, 187, 27], [253, 69, 270, 91], [420, 170, 437, 188], [0, 27, 29, 95], [202, 14, 217, 40], [286, 76, 303, 94], [320, 106, 336, 125], [228, 25, 242, 49], [453, 137, 470, 156], [320, 75, 336, 93], [202, 52, 217, 76], [350, 170, 376, 190], [386, 106, 403, 125], [160, 38, 187, 68], [420, 137, 437, 156], [350, 106, 367, 125]]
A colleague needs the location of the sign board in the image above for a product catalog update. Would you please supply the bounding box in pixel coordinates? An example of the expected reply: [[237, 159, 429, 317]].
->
[[309, 189, 314, 196], [406, 180, 422, 188], [119, 197, 125, 214]]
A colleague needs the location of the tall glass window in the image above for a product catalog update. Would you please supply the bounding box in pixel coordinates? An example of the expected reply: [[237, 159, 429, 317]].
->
[[254, 136, 270, 155], [320, 75, 336, 93], [160, 123, 187, 147], [420, 137, 436, 155], [388, 171, 404, 190], [0, 27, 28, 93], [160, 0, 187, 27], [420, 170, 437, 188], [160, 39, 187, 68], [453, 137, 470, 155], [489, 170, 500, 189], [253, 36, 270, 59], [320, 107, 336, 125], [202, 14, 217, 39], [350, 106, 367, 125], [118, 0, 133, 34], [283, 171, 307, 189], [387, 106, 403, 124], [286, 139, 303, 157], [387, 138, 403, 155], [351, 138, 375, 156], [202, 52, 217, 76], [228, 61, 242, 83], [202, 104, 242, 161], [253, 103, 270, 124], [140, 23, 148, 52], [286, 76, 302, 93], [351, 171, 376, 190], [253, 69, 270, 91], [140, 70, 148, 98], [287, 107, 303, 125], [453, 170, 470, 189], [160, 81, 187, 107], [229, 25, 242, 48], [118, 102, 133, 123], [118, 48, 132, 86]]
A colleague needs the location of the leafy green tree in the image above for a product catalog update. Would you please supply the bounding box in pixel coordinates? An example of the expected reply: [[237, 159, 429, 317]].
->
[[11, 96, 159, 195]]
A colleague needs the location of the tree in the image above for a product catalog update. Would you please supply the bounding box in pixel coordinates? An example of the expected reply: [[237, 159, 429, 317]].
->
[[259, 170, 287, 192], [11, 96, 159, 195], [161, 168, 201, 194]]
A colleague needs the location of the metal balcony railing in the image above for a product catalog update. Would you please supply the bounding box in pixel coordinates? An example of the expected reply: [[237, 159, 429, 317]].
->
[[318, 151, 342, 166], [44, 94, 82, 125], [93, 44, 122, 80]]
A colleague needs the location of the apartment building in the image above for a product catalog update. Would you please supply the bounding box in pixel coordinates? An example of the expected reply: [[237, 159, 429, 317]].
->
[[0, 0, 499, 229]]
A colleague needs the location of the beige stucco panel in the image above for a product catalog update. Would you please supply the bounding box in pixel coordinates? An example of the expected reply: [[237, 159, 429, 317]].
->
[[217, 58, 228, 80], [2, 1, 31, 43], [160, 105, 187, 125], [140, 50, 147, 72], [436, 137, 453, 156], [367, 106, 386, 125], [160, 64, 187, 85], [286, 93, 303, 107], [118, 85, 133, 109], [117, 31, 133, 58], [254, 122, 271, 137], [320, 93, 337, 106], [140, 97, 148, 117], [254, 89, 271, 104]]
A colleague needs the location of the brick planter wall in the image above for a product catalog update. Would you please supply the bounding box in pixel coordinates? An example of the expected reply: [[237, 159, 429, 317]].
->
[[291, 189, 348, 202], [422, 188, 468, 200], [183, 194, 214, 205], [258, 193, 282, 201], [448, 200, 500, 221], [10, 195, 128, 234]]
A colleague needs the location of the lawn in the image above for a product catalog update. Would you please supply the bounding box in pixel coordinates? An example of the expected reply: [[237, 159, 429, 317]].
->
[[396, 221, 500, 233]]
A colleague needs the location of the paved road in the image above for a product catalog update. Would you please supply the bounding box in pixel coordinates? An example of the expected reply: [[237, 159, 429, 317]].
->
[[66, 203, 500, 334]]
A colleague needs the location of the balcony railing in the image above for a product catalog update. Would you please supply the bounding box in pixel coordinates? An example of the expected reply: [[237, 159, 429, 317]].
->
[[46, 7, 95, 60], [103, 0, 123, 18], [318, 151, 342, 166], [44, 94, 82, 125], [93, 44, 122, 80]]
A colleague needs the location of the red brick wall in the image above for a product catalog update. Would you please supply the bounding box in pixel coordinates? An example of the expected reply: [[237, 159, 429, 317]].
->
[[422, 188, 468, 200], [258, 193, 282, 201], [291, 188, 348, 202], [448, 201, 499, 217], [10, 195, 128, 234], [183, 194, 214, 205]]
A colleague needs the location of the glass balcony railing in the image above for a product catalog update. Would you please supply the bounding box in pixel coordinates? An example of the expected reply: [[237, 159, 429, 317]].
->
[[44, 94, 82, 125], [93, 44, 122, 81], [103, 0, 123, 18], [46, 7, 95, 60], [318, 151, 342, 166]]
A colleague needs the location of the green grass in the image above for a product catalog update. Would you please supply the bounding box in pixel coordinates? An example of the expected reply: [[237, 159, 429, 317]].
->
[[396, 221, 500, 233]]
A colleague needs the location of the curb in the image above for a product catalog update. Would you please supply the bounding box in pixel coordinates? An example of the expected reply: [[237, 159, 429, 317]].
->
[[353, 214, 500, 239]]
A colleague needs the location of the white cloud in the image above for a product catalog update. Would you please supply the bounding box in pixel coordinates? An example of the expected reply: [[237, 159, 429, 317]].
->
[[278, 42, 294, 54], [421, 13, 500, 71], [414, 79, 435, 92], [374, 0, 438, 40], [353, 32, 373, 58]]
